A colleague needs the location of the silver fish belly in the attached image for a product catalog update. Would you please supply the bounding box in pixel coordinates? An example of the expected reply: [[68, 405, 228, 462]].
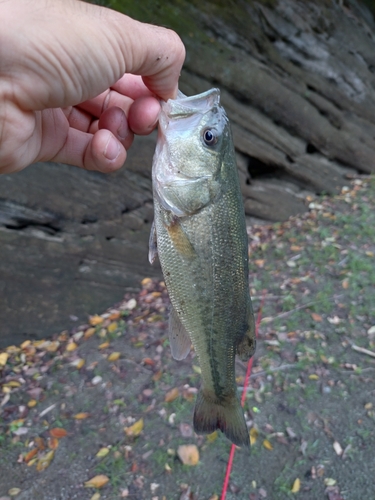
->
[[150, 89, 256, 447]]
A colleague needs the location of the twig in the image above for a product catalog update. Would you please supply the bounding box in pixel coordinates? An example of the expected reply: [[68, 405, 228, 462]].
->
[[237, 363, 298, 387], [261, 301, 316, 324], [351, 344, 375, 358]]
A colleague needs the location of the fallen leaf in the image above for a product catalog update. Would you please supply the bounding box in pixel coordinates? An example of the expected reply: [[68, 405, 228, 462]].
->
[[291, 478, 300, 493], [364, 402, 373, 410], [192, 365, 201, 374], [263, 439, 273, 450], [96, 447, 110, 458], [48, 437, 59, 450], [309, 374, 319, 380], [109, 311, 121, 320], [311, 313, 323, 322], [367, 326, 375, 335], [333, 441, 343, 456], [89, 315, 104, 326], [36, 450, 55, 471], [250, 427, 258, 446], [165, 387, 179, 402], [28, 400, 37, 408], [35, 437, 45, 450], [8, 488, 22, 497], [84, 474, 109, 489], [49, 428, 67, 438], [24, 448, 38, 463], [91, 493, 101, 500], [74, 412, 90, 420], [66, 342, 78, 352], [107, 322, 118, 333], [177, 444, 199, 466], [124, 418, 144, 437], [206, 431, 218, 443], [342, 279, 349, 289], [107, 352, 121, 362], [324, 478, 337, 486], [98, 342, 110, 350], [84, 328, 96, 340], [0, 352, 9, 366]]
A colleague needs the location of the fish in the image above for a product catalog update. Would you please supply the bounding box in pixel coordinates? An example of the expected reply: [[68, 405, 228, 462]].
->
[[149, 88, 256, 447]]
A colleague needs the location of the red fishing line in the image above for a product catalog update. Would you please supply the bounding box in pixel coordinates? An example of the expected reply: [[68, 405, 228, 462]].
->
[[220, 291, 266, 500]]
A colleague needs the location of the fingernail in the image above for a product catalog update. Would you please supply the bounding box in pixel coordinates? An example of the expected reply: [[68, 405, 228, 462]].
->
[[104, 135, 120, 161], [117, 117, 128, 141]]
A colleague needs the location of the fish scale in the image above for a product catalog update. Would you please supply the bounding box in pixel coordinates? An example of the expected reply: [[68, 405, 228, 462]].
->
[[150, 89, 256, 446]]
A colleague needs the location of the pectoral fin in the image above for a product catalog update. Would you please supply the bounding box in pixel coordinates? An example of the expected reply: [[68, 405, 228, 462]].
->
[[166, 217, 195, 259], [148, 221, 158, 264], [168, 306, 191, 360]]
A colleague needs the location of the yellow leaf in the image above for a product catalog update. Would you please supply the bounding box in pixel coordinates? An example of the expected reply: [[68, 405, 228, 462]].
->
[[324, 478, 337, 486], [250, 427, 258, 446], [206, 431, 218, 443], [165, 387, 179, 402], [8, 488, 22, 497], [141, 277, 152, 286], [107, 322, 118, 333], [192, 365, 201, 374], [84, 327, 96, 340], [308, 374, 319, 380], [91, 493, 101, 500], [96, 447, 110, 458], [5, 381, 21, 387], [46, 341, 60, 352], [66, 342, 78, 352], [177, 444, 199, 466], [28, 399, 37, 408], [107, 352, 121, 362], [74, 412, 90, 420], [84, 474, 109, 489], [89, 315, 104, 326], [263, 439, 273, 450], [36, 450, 55, 471], [291, 478, 301, 493], [21, 340, 31, 349], [0, 352, 9, 366], [98, 342, 110, 350], [109, 311, 121, 320], [124, 418, 144, 437]]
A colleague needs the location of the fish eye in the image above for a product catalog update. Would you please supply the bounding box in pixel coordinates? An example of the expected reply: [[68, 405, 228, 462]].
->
[[202, 128, 218, 146]]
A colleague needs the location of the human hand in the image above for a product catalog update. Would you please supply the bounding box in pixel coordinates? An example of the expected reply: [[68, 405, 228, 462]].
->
[[0, 0, 185, 174]]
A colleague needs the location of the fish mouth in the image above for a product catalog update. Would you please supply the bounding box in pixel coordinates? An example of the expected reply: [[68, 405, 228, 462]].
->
[[162, 88, 221, 120]]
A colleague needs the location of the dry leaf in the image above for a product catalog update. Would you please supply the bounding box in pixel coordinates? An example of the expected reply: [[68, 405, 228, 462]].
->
[[206, 431, 218, 443], [84, 474, 109, 489], [49, 428, 67, 438], [263, 439, 273, 450], [333, 441, 343, 456], [107, 322, 118, 333], [141, 277, 152, 286], [165, 387, 179, 402], [24, 448, 38, 463], [324, 478, 337, 486], [74, 412, 90, 420], [309, 374, 319, 380], [66, 342, 78, 352], [36, 450, 55, 471], [250, 427, 258, 446], [124, 418, 144, 437], [91, 493, 101, 500], [35, 437, 45, 450], [89, 315, 104, 326], [99, 342, 110, 350], [96, 447, 110, 458], [291, 478, 301, 493], [342, 279, 349, 289], [8, 488, 22, 496], [177, 444, 199, 466], [311, 313, 323, 322], [107, 352, 121, 362], [109, 311, 121, 320], [0, 352, 9, 366], [71, 358, 85, 369], [28, 399, 37, 408], [48, 437, 59, 450], [84, 328, 96, 340]]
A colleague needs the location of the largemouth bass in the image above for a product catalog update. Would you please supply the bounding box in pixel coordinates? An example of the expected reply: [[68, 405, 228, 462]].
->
[[149, 89, 256, 447]]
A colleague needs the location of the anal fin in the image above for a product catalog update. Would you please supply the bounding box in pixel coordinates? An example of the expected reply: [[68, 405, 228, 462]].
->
[[168, 306, 191, 360]]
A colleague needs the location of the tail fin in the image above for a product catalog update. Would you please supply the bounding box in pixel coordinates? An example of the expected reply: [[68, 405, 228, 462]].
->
[[193, 390, 250, 447]]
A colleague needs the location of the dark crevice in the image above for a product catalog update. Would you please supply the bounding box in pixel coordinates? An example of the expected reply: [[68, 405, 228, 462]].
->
[[81, 216, 98, 224], [105, 236, 115, 241], [306, 143, 320, 154], [4, 220, 61, 235], [247, 156, 279, 178]]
